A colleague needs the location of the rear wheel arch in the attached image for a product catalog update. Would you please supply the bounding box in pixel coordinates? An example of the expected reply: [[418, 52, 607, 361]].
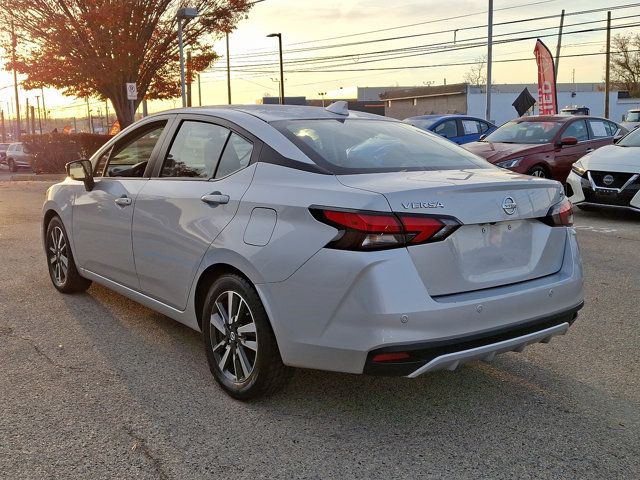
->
[[194, 263, 256, 331]]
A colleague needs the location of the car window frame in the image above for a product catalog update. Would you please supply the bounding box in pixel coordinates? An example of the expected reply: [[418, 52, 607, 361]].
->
[[90, 114, 176, 180], [149, 113, 262, 181], [586, 118, 614, 140]]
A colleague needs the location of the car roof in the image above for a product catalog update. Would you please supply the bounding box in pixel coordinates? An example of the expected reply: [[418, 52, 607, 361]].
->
[[513, 115, 617, 123], [154, 104, 396, 123], [405, 114, 488, 121]]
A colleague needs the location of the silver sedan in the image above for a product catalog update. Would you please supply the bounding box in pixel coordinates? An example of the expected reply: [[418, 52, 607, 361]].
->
[[43, 104, 584, 399]]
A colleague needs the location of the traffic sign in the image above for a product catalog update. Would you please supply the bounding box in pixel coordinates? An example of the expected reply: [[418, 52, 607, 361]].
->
[[126, 83, 137, 101]]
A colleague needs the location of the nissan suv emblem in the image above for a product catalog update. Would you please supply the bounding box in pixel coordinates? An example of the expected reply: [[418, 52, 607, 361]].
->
[[603, 174, 614, 186], [502, 196, 517, 215]]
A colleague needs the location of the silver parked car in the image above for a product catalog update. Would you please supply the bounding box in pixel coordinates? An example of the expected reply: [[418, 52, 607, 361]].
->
[[43, 104, 584, 399], [5, 142, 32, 172]]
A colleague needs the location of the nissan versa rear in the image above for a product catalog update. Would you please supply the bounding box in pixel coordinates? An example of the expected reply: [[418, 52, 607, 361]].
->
[[42, 104, 584, 399]]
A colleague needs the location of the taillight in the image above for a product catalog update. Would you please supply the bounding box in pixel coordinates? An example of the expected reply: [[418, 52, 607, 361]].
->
[[542, 198, 574, 227], [310, 208, 461, 251]]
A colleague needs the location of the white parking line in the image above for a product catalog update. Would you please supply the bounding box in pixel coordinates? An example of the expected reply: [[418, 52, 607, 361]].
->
[[574, 225, 619, 234]]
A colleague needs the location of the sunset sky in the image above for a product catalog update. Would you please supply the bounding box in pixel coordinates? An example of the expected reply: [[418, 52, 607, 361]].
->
[[1, 0, 638, 123]]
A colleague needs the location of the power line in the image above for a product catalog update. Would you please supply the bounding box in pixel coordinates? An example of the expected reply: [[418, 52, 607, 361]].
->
[[228, 2, 640, 60], [210, 20, 640, 74], [220, 14, 638, 71]]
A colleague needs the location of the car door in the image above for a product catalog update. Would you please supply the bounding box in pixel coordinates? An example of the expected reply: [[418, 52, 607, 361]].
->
[[131, 116, 259, 309], [432, 119, 460, 143], [72, 118, 172, 289], [554, 119, 589, 180]]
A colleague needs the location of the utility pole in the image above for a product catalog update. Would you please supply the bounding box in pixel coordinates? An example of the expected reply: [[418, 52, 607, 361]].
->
[[30, 105, 36, 135], [226, 33, 232, 105], [105, 100, 109, 126], [41, 87, 47, 123], [485, 0, 493, 122], [25, 98, 30, 134], [604, 11, 612, 119], [11, 20, 21, 138], [186, 50, 192, 107], [555, 9, 565, 81], [1, 110, 5, 142], [36, 95, 42, 134], [86, 98, 93, 133]]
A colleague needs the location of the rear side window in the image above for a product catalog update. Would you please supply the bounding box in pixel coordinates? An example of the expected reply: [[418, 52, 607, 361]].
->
[[161, 121, 230, 178], [587, 120, 611, 139], [272, 119, 492, 174], [214, 133, 253, 179]]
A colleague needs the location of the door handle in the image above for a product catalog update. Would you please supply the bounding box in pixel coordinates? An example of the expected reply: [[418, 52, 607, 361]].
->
[[114, 196, 132, 207], [201, 193, 230, 205]]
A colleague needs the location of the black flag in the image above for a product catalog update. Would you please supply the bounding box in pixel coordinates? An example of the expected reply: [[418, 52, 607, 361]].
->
[[512, 87, 537, 117]]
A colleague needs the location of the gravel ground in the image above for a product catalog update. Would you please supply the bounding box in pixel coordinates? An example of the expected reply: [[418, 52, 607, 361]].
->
[[0, 181, 638, 479]]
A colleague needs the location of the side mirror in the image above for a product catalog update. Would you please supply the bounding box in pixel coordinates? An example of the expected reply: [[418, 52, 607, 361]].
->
[[66, 159, 94, 191], [613, 134, 624, 144], [479, 134, 487, 141], [557, 136, 578, 147]]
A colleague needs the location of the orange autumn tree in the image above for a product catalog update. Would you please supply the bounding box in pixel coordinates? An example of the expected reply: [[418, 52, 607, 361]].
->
[[1, 0, 251, 128]]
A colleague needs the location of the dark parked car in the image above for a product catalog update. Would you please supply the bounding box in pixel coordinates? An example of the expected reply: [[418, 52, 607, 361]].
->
[[404, 115, 497, 144], [463, 115, 627, 181]]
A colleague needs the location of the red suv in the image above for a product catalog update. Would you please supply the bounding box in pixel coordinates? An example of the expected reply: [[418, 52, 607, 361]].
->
[[463, 115, 626, 181]]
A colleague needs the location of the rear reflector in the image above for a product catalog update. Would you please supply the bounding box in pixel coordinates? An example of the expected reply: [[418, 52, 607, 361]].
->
[[372, 352, 411, 363], [310, 208, 461, 251]]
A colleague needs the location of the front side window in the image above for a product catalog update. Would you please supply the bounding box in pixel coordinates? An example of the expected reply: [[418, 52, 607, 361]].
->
[[434, 120, 458, 138], [563, 120, 589, 142], [105, 123, 166, 177], [273, 119, 492, 174], [161, 121, 230, 178], [484, 121, 562, 144], [214, 133, 253, 179]]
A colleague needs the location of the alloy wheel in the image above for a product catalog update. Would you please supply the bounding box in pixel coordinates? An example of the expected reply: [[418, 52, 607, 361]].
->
[[209, 290, 258, 382], [48, 226, 68, 286]]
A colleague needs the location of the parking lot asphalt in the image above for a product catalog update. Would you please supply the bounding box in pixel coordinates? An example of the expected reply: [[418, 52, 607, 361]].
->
[[0, 180, 638, 480]]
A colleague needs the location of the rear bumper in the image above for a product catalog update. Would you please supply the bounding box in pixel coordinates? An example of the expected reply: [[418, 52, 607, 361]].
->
[[257, 226, 584, 375], [364, 303, 581, 376]]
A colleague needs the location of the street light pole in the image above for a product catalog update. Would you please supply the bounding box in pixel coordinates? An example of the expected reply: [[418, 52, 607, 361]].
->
[[267, 33, 284, 105], [176, 7, 198, 108], [485, 0, 493, 122]]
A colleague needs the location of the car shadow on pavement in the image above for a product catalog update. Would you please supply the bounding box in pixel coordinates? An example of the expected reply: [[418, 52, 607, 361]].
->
[[55, 283, 640, 479]]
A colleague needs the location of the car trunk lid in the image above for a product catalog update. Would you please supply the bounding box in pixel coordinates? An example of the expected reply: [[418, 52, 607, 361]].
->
[[337, 169, 567, 296]]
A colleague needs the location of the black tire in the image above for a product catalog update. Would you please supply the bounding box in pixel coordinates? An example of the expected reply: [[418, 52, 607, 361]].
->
[[527, 165, 549, 178], [8, 158, 17, 173], [202, 273, 292, 400], [45, 216, 92, 293]]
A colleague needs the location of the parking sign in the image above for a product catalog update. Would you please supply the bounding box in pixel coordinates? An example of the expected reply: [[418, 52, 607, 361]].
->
[[126, 83, 137, 100]]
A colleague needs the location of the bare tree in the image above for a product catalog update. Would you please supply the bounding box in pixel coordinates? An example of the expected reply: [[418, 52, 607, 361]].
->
[[611, 33, 640, 97], [463, 55, 487, 86]]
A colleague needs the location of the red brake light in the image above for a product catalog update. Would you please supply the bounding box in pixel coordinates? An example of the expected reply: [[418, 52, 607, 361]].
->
[[311, 208, 461, 251], [543, 198, 573, 227]]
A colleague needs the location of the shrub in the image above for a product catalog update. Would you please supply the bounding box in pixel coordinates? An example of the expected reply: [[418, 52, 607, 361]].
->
[[22, 133, 112, 174]]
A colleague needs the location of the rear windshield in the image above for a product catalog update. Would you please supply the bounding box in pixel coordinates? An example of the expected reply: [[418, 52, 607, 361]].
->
[[484, 120, 562, 144], [272, 119, 492, 174]]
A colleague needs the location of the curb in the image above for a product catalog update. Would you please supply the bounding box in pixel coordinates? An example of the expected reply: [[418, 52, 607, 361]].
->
[[0, 174, 66, 182]]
